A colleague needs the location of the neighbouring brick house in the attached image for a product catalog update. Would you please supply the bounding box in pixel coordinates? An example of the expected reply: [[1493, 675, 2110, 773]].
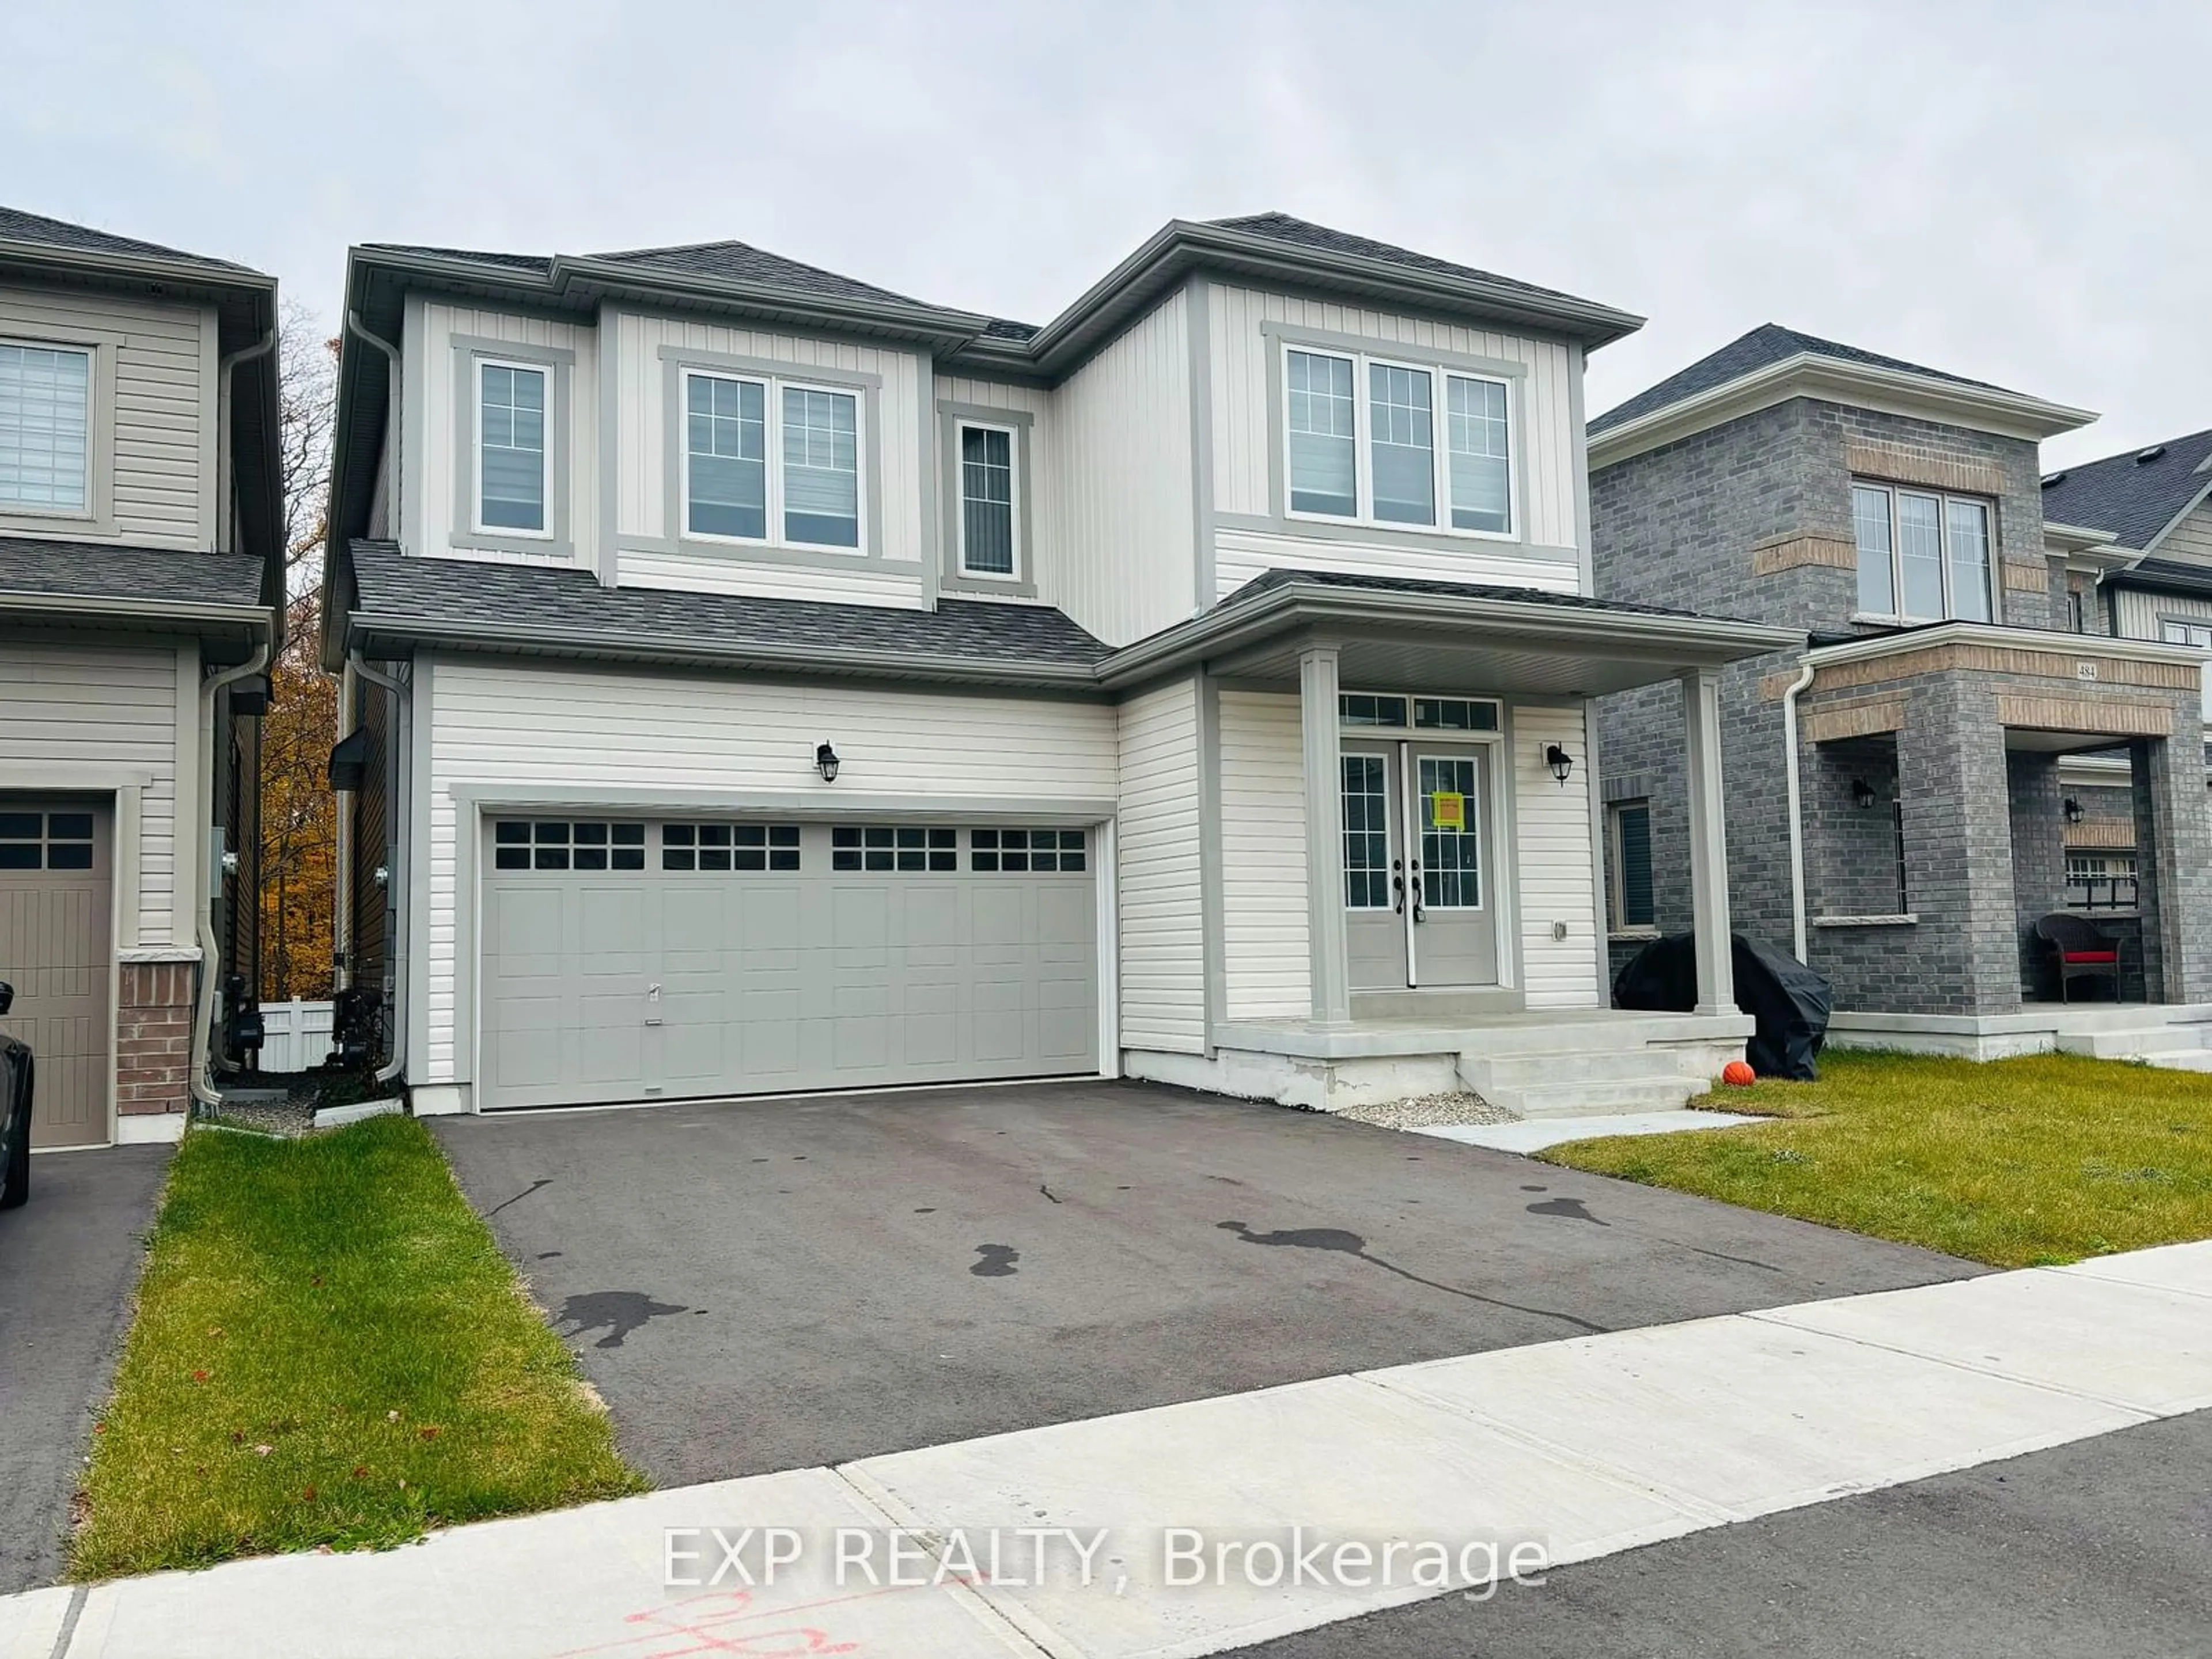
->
[[1587, 325, 2212, 1052]]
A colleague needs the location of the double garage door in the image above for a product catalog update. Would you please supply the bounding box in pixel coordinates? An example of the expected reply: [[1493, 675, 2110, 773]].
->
[[479, 816, 1100, 1109]]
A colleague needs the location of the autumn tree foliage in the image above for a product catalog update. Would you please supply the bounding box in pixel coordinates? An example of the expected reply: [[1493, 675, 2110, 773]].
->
[[259, 303, 339, 1003]]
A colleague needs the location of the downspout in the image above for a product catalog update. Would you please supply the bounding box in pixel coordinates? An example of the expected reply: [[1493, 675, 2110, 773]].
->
[[349, 650, 410, 1085], [190, 645, 273, 1109], [1781, 656, 1818, 963], [215, 326, 276, 554], [345, 310, 402, 535]]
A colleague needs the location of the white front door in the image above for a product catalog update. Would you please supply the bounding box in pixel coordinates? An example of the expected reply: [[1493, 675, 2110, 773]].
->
[[1341, 744, 1498, 990]]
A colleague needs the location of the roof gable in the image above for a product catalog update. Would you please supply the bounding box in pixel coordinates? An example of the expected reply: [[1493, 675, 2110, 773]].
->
[[2037, 427, 2212, 552]]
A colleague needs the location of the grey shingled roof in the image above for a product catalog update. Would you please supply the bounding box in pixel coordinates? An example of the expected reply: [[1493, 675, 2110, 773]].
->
[[0, 204, 265, 276], [363, 237, 951, 312], [2039, 428, 2212, 552], [1206, 213, 1604, 314], [347, 540, 1109, 669], [1225, 564, 1768, 627], [0, 537, 267, 607], [1590, 324, 2020, 435]]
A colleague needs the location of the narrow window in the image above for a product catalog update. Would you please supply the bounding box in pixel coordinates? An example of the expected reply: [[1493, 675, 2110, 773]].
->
[[1945, 498, 1993, 623], [1286, 350, 1357, 517], [1340, 755, 1392, 909], [0, 342, 92, 512], [1852, 484, 1896, 615], [1896, 491, 1945, 620], [2066, 588, 2086, 633], [1367, 363, 1435, 526], [478, 362, 548, 533], [1445, 374, 1511, 533], [686, 373, 767, 539], [1609, 802, 1654, 930], [959, 424, 1016, 575], [781, 386, 859, 547]]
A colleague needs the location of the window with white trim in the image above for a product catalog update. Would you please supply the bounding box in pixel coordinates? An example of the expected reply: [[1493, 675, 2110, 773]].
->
[[1283, 345, 1514, 536], [957, 422, 1017, 577], [681, 369, 862, 550], [1851, 481, 1993, 623], [2160, 619, 2212, 717], [0, 340, 92, 513], [477, 361, 550, 534]]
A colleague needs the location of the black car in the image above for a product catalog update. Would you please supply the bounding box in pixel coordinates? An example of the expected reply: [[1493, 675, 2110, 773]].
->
[[0, 983, 32, 1209]]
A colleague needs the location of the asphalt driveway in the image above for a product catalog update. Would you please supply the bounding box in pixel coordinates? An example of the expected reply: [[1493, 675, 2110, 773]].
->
[[0, 1144, 170, 1594], [434, 1079, 1980, 1488]]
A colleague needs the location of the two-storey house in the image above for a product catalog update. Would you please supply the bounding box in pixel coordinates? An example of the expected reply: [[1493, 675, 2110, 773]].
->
[[0, 207, 282, 1150], [321, 214, 1795, 1119], [1590, 325, 2212, 1061]]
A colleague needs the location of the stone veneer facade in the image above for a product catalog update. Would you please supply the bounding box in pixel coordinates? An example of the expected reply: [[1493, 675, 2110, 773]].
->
[[118, 959, 195, 1118], [1592, 394, 2212, 1015]]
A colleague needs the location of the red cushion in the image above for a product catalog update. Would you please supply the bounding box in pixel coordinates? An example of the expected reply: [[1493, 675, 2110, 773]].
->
[[2063, 950, 2118, 964]]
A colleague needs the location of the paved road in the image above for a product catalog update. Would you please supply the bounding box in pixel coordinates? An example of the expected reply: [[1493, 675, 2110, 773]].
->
[[0, 1146, 169, 1595], [1225, 1407, 2212, 1659], [433, 1079, 1978, 1487]]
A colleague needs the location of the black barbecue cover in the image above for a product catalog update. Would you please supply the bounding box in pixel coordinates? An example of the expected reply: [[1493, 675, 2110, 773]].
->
[[1612, 933, 1830, 1081]]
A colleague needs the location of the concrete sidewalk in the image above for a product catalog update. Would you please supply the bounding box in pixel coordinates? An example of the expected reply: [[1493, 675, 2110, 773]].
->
[[7, 1240, 2207, 1659]]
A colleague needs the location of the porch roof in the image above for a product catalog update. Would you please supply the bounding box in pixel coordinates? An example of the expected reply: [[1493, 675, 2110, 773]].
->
[[1095, 569, 1804, 696]]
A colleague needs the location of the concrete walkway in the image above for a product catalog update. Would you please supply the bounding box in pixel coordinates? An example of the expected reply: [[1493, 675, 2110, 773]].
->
[[1413, 1107, 1763, 1155], [7, 1240, 2206, 1659]]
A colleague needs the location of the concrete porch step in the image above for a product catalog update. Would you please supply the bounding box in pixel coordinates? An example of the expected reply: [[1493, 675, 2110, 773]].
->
[[2139, 1051, 2212, 1073], [1472, 1047, 1722, 1089], [2054, 1026, 2212, 1060], [1482, 1075, 1706, 1120]]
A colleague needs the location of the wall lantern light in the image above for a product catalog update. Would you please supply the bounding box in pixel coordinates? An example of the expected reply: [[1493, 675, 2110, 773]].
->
[[815, 741, 841, 783], [1850, 777, 1878, 810], [1543, 743, 1575, 786], [2063, 796, 2085, 826]]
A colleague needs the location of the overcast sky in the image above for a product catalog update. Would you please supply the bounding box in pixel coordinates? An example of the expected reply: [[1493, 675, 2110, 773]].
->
[[6, 2, 2206, 467]]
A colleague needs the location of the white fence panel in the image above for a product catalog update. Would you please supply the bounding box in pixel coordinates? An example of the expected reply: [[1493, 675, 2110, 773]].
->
[[258, 999, 335, 1073]]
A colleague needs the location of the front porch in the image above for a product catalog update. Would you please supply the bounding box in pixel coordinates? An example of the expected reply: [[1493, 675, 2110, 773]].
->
[[1099, 571, 1801, 1114]]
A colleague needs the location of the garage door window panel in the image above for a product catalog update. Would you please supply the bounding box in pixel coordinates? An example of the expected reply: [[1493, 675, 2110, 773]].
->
[[834, 826, 956, 872], [0, 810, 93, 870], [971, 828, 1086, 872], [493, 820, 645, 872]]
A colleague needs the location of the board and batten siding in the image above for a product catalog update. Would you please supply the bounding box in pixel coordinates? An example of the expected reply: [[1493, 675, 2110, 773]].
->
[[0, 284, 217, 549], [2154, 500, 2212, 563], [608, 308, 929, 609], [1204, 281, 1581, 584], [1039, 286, 1194, 647], [416, 656, 1118, 1081], [405, 297, 600, 571], [1116, 677, 1205, 1052], [1512, 703, 1600, 1009], [1218, 690, 1309, 1020], [0, 643, 181, 946], [1213, 527, 1582, 605], [2115, 583, 2212, 642]]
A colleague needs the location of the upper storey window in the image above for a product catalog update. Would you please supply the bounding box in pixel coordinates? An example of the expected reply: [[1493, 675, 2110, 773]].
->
[[476, 361, 550, 535], [1852, 481, 1993, 623], [683, 369, 861, 550], [1283, 346, 1514, 537], [0, 341, 92, 513], [957, 422, 1017, 577]]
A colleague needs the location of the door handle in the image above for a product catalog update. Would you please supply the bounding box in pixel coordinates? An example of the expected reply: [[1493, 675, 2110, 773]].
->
[[1391, 860, 1406, 915], [1410, 861, 1426, 924]]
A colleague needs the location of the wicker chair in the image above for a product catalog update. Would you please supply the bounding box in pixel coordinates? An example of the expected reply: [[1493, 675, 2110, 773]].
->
[[2035, 912, 2124, 1003]]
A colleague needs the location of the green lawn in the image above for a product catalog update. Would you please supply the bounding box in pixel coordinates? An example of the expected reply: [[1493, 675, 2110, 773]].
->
[[1541, 1048, 2212, 1269], [73, 1115, 645, 1580]]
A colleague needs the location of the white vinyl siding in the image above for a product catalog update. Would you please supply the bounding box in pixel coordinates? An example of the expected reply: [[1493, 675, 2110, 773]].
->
[[1218, 690, 1309, 1020], [1034, 285, 1192, 647], [1214, 524, 1580, 605], [418, 657, 1118, 1081], [0, 285, 217, 548], [1206, 282, 1580, 559], [607, 308, 926, 605], [0, 642, 182, 946], [0, 342, 92, 511], [1115, 677, 1204, 1052], [407, 298, 598, 572], [1512, 703, 1599, 1009]]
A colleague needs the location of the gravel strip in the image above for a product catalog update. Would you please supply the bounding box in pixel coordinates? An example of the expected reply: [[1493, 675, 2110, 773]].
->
[[1334, 1090, 1518, 1130], [200, 1096, 317, 1137]]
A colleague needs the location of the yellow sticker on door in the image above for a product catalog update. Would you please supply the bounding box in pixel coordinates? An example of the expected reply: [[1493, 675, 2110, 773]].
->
[[1430, 791, 1465, 831]]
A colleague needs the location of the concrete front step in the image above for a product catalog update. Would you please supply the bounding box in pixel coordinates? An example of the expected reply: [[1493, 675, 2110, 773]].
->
[[2055, 1026, 2212, 1060], [1474, 1074, 1706, 1120], [1473, 1047, 1721, 1089]]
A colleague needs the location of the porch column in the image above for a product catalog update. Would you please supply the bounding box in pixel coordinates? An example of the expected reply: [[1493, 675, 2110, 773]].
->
[[2133, 731, 2212, 1002], [1680, 666, 1735, 1014], [1300, 643, 1352, 1024]]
